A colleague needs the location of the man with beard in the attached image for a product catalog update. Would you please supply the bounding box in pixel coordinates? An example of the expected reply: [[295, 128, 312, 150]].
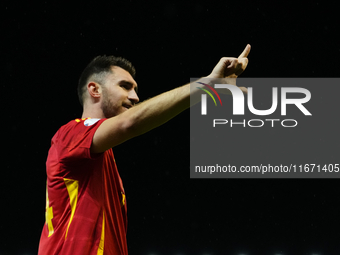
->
[[38, 44, 251, 255]]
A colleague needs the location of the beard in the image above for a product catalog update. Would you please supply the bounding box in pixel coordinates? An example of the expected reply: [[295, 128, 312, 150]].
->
[[100, 87, 118, 118]]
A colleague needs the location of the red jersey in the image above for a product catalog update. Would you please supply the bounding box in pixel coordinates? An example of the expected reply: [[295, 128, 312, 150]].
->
[[38, 118, 128, 255]]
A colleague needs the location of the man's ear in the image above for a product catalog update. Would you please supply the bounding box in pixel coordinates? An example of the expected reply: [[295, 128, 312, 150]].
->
[[87, 82, 102, 100]]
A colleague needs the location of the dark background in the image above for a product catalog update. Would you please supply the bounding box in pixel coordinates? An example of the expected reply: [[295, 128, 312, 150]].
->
[[2, 1, 340, 254]]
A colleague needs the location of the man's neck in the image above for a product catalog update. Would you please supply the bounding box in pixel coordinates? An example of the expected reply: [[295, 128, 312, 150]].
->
[[81, 106, 105, 119]]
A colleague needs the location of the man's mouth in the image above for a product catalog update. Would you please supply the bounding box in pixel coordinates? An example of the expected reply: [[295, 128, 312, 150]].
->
[[123, 104, 132, 110]]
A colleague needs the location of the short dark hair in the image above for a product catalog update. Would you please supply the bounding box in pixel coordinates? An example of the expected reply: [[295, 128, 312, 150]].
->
[[78, 55, 136, 106]]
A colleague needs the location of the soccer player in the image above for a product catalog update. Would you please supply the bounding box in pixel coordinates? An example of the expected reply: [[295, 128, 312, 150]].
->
[[38, 44, 251, 255]]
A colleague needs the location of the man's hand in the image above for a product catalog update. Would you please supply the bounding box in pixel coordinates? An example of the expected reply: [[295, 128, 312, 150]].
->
[[208, 44, 251, 79]]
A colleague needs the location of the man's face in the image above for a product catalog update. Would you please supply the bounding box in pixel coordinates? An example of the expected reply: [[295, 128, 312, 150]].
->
[[101, 66, 139, 118]]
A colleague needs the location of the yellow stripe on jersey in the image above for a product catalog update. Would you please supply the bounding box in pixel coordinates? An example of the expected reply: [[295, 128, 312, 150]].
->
[[46, 182, 54, 237], [97, 210, 105, 255], [64, 178, 79, 239], [121, 192, 126, 207]]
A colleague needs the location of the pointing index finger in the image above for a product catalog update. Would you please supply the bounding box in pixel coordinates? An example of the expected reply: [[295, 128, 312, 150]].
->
[[238, 44, 251, 58]]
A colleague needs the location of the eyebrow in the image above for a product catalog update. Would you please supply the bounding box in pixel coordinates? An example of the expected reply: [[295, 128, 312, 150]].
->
[[119, 80, 138, 93]]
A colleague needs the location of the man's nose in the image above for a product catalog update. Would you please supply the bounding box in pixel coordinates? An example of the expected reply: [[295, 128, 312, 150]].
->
[[128, 90, 139, 104]]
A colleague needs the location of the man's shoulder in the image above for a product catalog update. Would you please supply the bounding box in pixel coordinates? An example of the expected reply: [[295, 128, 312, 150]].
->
[[49, 118, 107, 160]]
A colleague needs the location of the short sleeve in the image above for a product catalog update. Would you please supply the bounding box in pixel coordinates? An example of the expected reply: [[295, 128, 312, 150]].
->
[[56, 118, 107, 163]]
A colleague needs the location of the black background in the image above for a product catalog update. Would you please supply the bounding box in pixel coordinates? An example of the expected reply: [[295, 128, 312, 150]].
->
[[2, 1, 340, 254]]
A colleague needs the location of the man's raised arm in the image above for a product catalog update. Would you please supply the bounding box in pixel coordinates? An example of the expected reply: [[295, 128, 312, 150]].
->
[[91, 44, 251, 153]]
